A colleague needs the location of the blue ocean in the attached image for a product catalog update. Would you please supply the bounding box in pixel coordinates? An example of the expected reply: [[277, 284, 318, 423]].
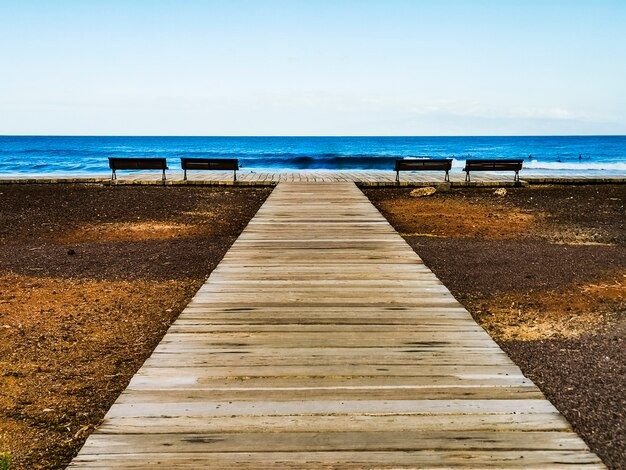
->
[[0, 136, 625, 176]]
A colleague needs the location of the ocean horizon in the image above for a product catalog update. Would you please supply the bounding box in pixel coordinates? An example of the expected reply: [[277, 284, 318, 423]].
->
[[1, 135, 626, 176]]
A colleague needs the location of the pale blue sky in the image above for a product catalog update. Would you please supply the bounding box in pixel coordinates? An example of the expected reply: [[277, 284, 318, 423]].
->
[[1, 0, 625, 135]]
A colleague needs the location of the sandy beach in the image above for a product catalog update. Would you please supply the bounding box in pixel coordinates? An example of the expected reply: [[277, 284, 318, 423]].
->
[[0, 182, 624, 468]]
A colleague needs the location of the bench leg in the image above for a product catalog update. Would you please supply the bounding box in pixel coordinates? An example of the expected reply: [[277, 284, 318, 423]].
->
[[395, 170, 399, 183], [234, 170, 237, 182], [465, 171, 470, 182], [162, 169, 166, 181], [514, 170, 519, 182], [111, 169, 116, 180], [444, 170, 449, 182], [183, 169, 187, 181]]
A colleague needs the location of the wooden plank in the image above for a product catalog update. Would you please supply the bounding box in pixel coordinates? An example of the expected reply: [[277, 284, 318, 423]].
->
[[70, 451, 604, 469], [186, 300, 465, 308], [167, 324, 486, 333], [125, 374, 535, 390], [131, 364, 527, 378], [155, 331, 497, 347], [77, 431, 590, 454], [95, 412, 572, 434], [104, 399, 561, 418], [147, 350, 513, 366], [114, 387, 545, 401]]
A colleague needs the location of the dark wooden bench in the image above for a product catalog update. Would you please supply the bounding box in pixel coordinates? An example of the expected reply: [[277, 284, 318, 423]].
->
[[394, 158, 453, 182], [180, 158, 239, 181], [463, 159, 524, 182], [108, 157, 168, 181]]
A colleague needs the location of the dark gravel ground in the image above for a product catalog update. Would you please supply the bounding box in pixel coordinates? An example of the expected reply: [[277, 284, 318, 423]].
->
[[410, 237, 625, 296], [0, 184, 271, 281], [364, 184, 626, 469], [505, 332, 626, 468]]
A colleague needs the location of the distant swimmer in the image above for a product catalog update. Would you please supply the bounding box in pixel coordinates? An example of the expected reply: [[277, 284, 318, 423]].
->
[[557, 158, 561, 163], [579, 154, 583, 160], [528, 154, 533, 160]]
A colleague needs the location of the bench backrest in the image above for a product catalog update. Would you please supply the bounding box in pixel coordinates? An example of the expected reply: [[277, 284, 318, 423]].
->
[[109, 157, 168, 170], [394, 158, 453, 171], [463, 159, 523, 171], [180, 158, 239, 171]]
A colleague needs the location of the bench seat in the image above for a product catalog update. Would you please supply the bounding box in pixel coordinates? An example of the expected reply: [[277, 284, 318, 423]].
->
[[108, 157, 168, 181], [180, 158, 239, 181], [463, 159, 524, 182], [394, 158, 453, 182]]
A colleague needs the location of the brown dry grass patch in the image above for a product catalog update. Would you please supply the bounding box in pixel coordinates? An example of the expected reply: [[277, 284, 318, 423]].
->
[[374, 196, 540, 239], [59, 221, 199, 243], [0, 273, 199, 468], [469, 273, 626, 341]]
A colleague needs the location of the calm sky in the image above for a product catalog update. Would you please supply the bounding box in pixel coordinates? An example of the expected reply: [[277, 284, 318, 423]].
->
[[1, 0, 625, 136]]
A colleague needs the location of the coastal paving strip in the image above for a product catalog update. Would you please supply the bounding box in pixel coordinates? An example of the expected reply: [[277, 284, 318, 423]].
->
[[3, 170, 625, 186], [69, 183, 603, 468]]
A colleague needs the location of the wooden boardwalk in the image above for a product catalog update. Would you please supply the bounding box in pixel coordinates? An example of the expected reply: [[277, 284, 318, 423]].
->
[[70, 183, 603, 468]]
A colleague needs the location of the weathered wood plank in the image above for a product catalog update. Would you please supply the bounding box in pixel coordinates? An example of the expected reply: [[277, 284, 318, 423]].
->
[[77, 431, 590, 454], [70, 451, 604, 469], [115, 387, 545, 401], [95, 412, 572, 434], [104, 399, 561, 418], [147, 350, 513, 366], [131, 363, 526, 378], [125, 374, 535, 390], [167, 324, 486, 333]]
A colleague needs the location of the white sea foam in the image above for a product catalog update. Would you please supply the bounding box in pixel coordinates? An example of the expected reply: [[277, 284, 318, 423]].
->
[[524, 160, 626, 171], [449, 158, 626, 172]]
